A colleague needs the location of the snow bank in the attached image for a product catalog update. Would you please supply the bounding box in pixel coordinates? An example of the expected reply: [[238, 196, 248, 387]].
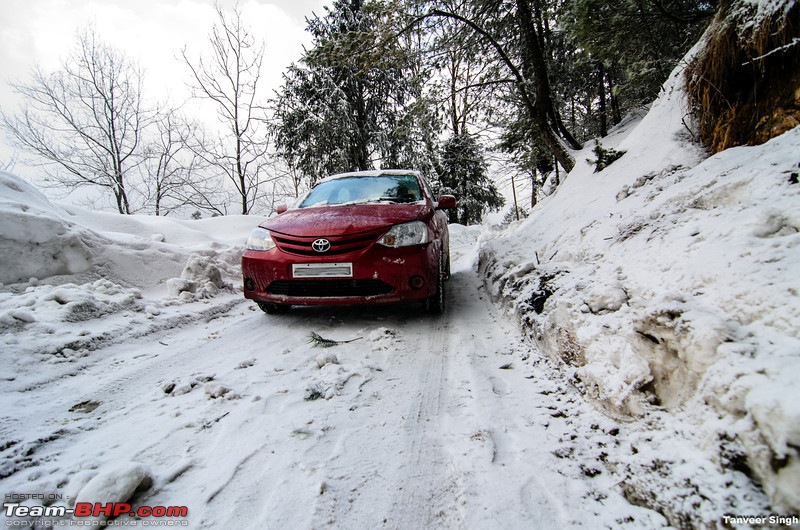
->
[[0, 172, 96, 284], [0, 170, 253, 375], [0, 170, 253, 291], [479, 63, 800, 518]]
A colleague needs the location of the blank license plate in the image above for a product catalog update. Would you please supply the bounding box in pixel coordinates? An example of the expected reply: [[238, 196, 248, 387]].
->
[[292, 263, 353, 278]]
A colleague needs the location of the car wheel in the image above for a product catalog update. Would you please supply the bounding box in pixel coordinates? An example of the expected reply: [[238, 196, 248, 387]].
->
[[257, 302, 291, 314], [425, 257, 445, 314]]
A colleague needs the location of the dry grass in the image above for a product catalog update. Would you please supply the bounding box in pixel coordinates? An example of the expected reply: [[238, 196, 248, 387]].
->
[[686, 1, 800, 152]]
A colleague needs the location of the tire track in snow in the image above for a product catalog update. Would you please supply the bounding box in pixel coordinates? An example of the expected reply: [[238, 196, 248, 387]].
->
[[386, 311, 463, 529], [2, 228, 669, 529], [296, 306, 463, 529], [431, 265, 577, 528], [300, 256, 596, 529]]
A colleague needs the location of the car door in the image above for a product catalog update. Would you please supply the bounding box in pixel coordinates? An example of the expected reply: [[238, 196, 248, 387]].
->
[[420, 174, 450, 257]]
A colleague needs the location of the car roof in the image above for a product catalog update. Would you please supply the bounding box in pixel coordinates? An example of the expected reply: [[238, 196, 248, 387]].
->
[[316, 169, 422, 185]]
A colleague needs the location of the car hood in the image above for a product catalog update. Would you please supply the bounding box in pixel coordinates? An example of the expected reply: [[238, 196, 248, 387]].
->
[[261, 203, 432, 237]]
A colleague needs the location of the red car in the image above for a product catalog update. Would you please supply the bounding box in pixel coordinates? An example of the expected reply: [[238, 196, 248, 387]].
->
[[242, 170, 456, 314]]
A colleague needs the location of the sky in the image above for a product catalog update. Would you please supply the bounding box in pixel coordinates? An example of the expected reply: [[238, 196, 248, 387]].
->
[[0, 0, 328, 169]]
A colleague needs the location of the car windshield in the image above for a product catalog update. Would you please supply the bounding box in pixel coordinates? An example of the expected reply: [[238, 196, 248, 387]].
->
[[299, 175, 423, 208]]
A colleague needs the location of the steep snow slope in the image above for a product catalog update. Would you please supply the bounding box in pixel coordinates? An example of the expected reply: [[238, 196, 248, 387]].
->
[[479, 59, 800, 520]]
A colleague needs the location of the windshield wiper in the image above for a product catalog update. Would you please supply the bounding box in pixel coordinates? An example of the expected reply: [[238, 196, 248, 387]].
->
[[314, 197, 419, 207], [376, 197, 418, 204]]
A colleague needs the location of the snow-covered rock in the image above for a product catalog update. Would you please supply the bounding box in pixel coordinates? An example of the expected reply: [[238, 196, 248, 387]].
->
[[166, 254, 235, 299], [72, 462, 153, 521], [315, 351, 339, 368]]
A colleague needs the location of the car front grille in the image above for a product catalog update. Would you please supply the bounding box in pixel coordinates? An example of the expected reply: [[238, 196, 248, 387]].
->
[[271, 227, 387, 256], [267, 279, 394, 298]]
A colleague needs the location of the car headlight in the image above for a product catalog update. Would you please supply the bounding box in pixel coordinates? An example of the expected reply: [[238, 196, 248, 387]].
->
[[246, 228, 276, 251], [378, 221, 429, 248]]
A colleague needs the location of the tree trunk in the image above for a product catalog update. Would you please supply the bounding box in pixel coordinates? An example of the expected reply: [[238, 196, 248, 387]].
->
[[114, 167, 130, 214], [608, 68, 622, 125], [553, 155, 560, 187], [426, 7, 577, 172], [449, 51, 460, 136], [598, 61, 608, 137], [237, 134, 248, 215], [353, 80, 370, 171], [519, 0, 582, 150], [515, 0, 579, 169], [533, 0, 582, 150], [511, 172, 520, 220]]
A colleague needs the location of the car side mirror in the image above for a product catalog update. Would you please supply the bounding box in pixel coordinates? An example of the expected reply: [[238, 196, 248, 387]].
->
[[436, 195, 456, 210], [276, 204, 288, 214]]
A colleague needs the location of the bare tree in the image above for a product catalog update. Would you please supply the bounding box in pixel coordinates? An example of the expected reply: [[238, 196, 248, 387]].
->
[[270, 160, 308, 201], [1, 28, 149, 213], [141, 108, 223, 216], [427, 1, 503, 139], [181, 4, 272, 215], [1, 152, 19, 173]]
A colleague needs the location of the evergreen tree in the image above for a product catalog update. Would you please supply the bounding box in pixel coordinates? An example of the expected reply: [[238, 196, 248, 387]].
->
[[563, 0, 713, 104], [439, 134, 504, 225], [272, 0, 439, 183]]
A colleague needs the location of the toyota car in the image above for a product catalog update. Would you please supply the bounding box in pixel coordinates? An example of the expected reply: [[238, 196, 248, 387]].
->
[[242, 170, 456, 314]]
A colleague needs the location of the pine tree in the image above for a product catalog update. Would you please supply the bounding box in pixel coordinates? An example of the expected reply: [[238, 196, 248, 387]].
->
[[272, 0, 439, 183], [563, 0, 713, 104], [439, 134, 504, 225]]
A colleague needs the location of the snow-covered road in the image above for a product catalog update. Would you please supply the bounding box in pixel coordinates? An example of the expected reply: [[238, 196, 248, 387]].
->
[[4, 41, 799, 525], [1, 226, 667, 528]]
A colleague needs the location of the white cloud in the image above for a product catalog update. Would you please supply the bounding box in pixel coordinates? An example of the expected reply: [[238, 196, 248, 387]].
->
[[0, 0, 324, 108], [0, 0, 325, 168]]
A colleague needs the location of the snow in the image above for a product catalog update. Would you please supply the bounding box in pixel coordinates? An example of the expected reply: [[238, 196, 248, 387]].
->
[[480, 56, 800, 522], [71, 461, 154, 522], [1, 56, 799, 530]]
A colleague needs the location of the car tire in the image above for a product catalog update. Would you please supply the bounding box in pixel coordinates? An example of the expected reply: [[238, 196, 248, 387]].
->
[[257, 302, 291, 314], [424, 257, 445, 314]]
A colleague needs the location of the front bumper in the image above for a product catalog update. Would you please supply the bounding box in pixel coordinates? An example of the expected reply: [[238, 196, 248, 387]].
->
[[241, 243, 439, 306]]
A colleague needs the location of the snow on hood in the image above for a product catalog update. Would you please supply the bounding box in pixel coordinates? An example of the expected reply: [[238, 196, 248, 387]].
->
[[262, 203, 431, 237]]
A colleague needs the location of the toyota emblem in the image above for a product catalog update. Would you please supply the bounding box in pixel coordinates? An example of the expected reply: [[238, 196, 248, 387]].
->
[[312, 238, 331, 253]]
